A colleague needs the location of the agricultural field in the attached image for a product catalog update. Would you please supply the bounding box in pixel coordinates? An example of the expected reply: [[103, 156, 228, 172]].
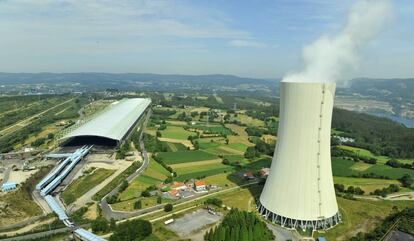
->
[[159, 126, 196, 140], [157, 150, 217, 165], [333, 176, 401, 194], [113, 158, 171, 211], [62, 168, 115, 204], [333, 157, 414, 180]]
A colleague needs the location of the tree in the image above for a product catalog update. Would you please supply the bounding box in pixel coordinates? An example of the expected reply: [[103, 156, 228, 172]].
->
[[244, 147, 256, 159], [91, 218, 109, 233], [109, 219, 152, 241], [399, 174, 413, 188], [141, 190, 151, 197], [134, 200, 142, 209], [109, 218, 116, 230], [156, 131, 162, 137], [164, 203, 173, 212], [157, 196, 162, 204]]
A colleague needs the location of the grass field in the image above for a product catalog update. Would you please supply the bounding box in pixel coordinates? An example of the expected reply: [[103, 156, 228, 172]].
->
[[202, 173, 238, 188], [332, 158, 414, 187], [163, 142, 187, 152], [314, 198, 414, 240], [0, 189, 42, 226], [111, 196, 159, 211], [233, 113, 265, 127], [170, 159, 222, 169], [218, 185, 262, 211], [333, 177, 401, 194], [174, 162, 229, 175], [157, 150, 218, 164], [223, 155, 250, 164], [119, 159, 170, 201], [175, 165, 235, 182], [62, 168, 115, 204], [189, 124, 233, 135], [160, 126, 196, 140], [338, 145, 389, 163]]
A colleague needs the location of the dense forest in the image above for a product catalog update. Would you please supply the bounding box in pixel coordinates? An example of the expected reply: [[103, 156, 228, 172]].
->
[[204, 209, 274, 241], [332, 108, 414, 158]]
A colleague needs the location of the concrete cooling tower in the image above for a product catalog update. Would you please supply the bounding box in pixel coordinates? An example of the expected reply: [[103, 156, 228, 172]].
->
[[258, 82, 340, 230]]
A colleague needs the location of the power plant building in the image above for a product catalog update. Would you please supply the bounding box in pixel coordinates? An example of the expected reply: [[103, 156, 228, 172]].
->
[[258, 82, 340, 230], [60, 98, 151, 146]]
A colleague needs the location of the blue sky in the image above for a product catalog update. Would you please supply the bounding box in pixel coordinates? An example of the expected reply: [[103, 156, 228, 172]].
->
[[0, 0, 413, 79]]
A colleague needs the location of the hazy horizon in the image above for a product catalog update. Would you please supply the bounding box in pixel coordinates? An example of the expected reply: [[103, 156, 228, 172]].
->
[[1, 0, 414, 79]]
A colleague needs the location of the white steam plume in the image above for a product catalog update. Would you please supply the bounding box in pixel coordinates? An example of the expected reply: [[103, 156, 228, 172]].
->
[[282, 0, 394, 83]]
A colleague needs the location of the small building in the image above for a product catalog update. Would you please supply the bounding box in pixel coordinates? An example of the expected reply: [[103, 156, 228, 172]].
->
[[171, 182, 187, 191], [260, 168, 270, 177], [244, 171, 255, 179], [168, 189, 179, 197], [2, 182, 17, 192], [194, 180, 206, 191], [316, 237, 327, 241]]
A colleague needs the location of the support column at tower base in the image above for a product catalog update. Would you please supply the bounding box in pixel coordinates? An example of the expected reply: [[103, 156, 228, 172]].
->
[[257, 201, 341, 230]]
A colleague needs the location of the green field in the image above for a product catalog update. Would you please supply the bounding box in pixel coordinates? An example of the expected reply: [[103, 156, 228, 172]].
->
[[162, 142, 187, 152], [119, 159, 170, 201], [226, 143, 248, 152], [315, 198, 414, 240], [175, 162, 230, 175], [175, 166, 234, 181], [338, 145, 389, 163], [332, 158, 414, 185], [223, 154, 250, 164], [157, 150, 218, 164], [189, 124, 233, 135], [333, 176, 401, 194], [160, 126, 196, 140], [62, 168, 115, 204]]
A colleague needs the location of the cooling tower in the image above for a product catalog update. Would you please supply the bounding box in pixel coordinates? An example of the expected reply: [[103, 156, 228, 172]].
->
[[258, 82, 340, 230]]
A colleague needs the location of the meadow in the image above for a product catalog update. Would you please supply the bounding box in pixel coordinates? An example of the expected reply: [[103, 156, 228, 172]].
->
[[157, 150, 217, 164], [62, 168, 115, 204], [160, 126, 196, 140]]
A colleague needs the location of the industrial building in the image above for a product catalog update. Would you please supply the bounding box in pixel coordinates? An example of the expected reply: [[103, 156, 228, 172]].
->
[[60, 98, 151, 146], [258, 82, 340, 230]]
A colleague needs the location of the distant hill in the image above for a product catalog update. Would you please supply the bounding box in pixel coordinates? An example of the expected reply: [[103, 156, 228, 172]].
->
[[0, 73, 413, 124], [0, 72, 278, 94]]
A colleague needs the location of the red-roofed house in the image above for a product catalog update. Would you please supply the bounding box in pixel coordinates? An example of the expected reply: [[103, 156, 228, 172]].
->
[[244, 171, 255, 179], [194, 180, 206, 191], [168, 189, 179, 197], [171, 182, 187, 191]]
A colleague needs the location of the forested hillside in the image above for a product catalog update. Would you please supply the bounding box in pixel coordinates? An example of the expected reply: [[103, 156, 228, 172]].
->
[[332, 108, 414, 158]]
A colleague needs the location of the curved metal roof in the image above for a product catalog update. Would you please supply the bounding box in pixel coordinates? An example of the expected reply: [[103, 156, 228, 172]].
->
[[61, 98, 151, 142]]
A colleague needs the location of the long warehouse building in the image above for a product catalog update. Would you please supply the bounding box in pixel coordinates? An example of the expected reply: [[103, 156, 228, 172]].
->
[[60, 98, 151, 146]]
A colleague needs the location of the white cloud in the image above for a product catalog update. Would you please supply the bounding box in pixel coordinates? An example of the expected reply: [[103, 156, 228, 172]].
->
[[229, 40, 266, 48]]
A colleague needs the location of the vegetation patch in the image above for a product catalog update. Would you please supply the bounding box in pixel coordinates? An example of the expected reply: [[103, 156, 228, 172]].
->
[[62, 168, 115, 204], [157, 150, 217, 164], [160, 126, 196, 140]]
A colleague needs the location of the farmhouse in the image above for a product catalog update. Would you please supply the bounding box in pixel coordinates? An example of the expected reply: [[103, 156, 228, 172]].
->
[[171, 182, 187, 191], [194, 180, 206, 191]]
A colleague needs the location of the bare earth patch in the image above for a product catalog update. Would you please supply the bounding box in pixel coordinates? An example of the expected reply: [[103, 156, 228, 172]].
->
[[170, 159, 223, 169], [158, 138, 194, 149]]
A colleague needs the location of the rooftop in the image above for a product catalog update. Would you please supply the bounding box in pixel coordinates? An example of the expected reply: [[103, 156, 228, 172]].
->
[[61, 98, 151, 142]]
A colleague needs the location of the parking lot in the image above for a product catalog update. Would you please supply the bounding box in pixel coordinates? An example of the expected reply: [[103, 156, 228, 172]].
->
[[167, 209, 222, 237]]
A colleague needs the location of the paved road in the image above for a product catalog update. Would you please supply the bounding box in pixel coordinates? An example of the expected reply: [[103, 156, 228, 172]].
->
[[100, 110, 152, 220]]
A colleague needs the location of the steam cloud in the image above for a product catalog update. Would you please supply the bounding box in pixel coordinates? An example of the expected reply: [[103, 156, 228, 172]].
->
[[282, 0, 393, 83]]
